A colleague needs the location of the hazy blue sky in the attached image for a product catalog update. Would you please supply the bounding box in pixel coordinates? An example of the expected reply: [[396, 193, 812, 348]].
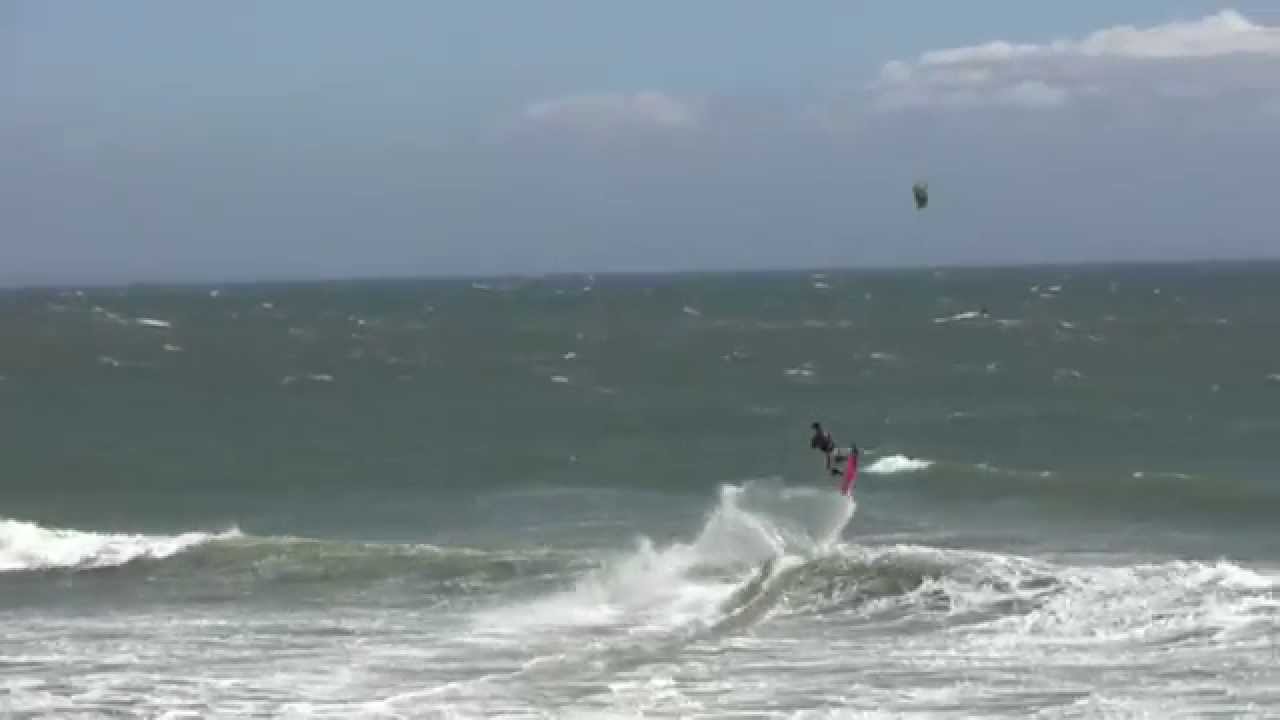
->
[[5, 2, 1279, 283]]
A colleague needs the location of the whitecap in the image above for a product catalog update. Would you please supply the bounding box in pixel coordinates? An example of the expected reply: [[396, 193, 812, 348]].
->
[[933, 311, 981, 324], [864, 455, 933, 474], [135, 317, 172, 328], [550, 375, 570, 384], [784, 363, 815, 378], [92, 307, 129, 325], [682, 306, 702, 317]]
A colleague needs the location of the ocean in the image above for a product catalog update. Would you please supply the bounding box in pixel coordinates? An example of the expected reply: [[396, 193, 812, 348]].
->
[[2, 263, 1278, 718]]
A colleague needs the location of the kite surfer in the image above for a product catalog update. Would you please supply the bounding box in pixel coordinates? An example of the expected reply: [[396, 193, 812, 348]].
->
[[810, 422, 859, 474], [811, 422, 861, 495]]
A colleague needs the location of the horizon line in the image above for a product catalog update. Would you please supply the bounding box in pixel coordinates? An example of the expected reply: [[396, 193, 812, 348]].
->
[[4, 255, 1280, 292]]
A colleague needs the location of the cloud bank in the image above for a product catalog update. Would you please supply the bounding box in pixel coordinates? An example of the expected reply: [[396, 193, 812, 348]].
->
[[522, 91, 701, 135], [872, 10, 1280, 111], [519, 11, 1280, 140]]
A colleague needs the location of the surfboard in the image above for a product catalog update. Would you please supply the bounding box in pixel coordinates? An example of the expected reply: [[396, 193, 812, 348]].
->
[[839, 449, 859, 496]]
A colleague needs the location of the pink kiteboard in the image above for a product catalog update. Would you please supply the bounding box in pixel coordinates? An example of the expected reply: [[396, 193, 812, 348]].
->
[[839, 451, 859, 496]]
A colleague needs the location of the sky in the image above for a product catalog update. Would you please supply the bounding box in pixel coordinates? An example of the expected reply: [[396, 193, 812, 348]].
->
[[4, 2, 1280, 284]]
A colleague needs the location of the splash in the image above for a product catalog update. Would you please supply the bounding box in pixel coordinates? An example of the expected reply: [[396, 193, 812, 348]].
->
[[471, 480, 855, 638]]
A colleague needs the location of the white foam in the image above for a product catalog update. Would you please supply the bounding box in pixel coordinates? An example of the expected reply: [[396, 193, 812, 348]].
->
[[784, 362, 816, 378], [990, 559, 1279, 645], [682, 305, 701, 317], [134, 317, 172, 328], [1132, 471, 1194, 480], [932, 311, 981, 324], [0, 518, 238, 572], [550, 375, 570, 384], [812, 282, 830, 290], [1054, 368, 1085, 381], [92, 307, 130, 325], [864, 455, 933, 474], [162, 344, 183, 353], [562, 352, 577, 360]]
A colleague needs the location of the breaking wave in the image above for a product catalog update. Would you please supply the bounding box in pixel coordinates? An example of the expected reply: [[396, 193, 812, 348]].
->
[[0, 518, 589, 599], [0, 518, 239, 573], [470, 480, 855, 639]]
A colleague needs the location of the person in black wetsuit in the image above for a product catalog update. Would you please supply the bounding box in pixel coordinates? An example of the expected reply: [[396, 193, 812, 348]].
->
[[810, 422, 837, 474], [811, 421, 858, 476]]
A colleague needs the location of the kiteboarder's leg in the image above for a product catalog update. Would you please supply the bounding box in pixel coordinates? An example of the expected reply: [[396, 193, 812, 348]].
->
[[829, 450, 847, 476]]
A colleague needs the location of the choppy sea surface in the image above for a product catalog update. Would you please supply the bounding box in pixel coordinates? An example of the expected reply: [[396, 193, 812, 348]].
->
[[2, 263, 1278, 718]]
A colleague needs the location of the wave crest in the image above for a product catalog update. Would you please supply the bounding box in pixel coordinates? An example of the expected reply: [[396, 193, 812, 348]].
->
[[0, 518, 239, 573]]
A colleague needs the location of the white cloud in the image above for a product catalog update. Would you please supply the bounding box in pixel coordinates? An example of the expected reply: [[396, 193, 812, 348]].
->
[[522, 91, 701, 134], [873, 10, 1280, 111]]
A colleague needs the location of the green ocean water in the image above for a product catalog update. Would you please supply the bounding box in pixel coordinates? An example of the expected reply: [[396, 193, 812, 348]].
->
[[2, 263, 1279, 717]]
